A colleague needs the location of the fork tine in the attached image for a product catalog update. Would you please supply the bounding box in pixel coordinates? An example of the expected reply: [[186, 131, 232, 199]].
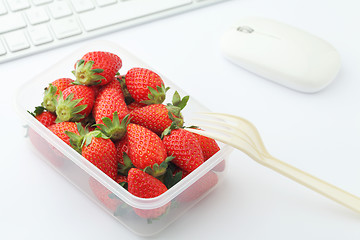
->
[[192, 112, 268, 153], [185, 127, 233, 146], [185, 127, 265, 160], [190, 118, 258, 150]]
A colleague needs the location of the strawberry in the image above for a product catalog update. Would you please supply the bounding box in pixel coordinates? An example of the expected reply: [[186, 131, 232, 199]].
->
[[127, 168, 169, 218], [127, 101, 146, 111], [48, 121, 80, 146], [126, 123, 168, 173], [29, 106, 56, 127], [80, 130, 118, 180], [125, 67, 169, 105], [177, 171, 218, 202], [42, 78, 74, 112], [73, 51, 122, 86], [114, 135, 129, 165], [192, 129, 220, 161], [115, 174, 127, 184], [129, 104, 173, 135], [27, 127, 64, 168], [162, 128, 204, 173], [88, 177, 123, 213], [128, 168, 168, 198], [101, 77, 123, 93], [55, 85, 95, 122], [92, 87, 129, 125], [51, 78, 74, 94], [92, 86, 130, 141], [129, 91, 189, 135]]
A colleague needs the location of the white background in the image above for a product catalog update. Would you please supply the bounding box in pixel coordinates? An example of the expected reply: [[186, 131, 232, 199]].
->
[[2, 0, 360, 239]]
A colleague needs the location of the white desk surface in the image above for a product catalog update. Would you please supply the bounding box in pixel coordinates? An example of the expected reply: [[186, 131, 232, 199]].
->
[[2, 0, 360, 239]]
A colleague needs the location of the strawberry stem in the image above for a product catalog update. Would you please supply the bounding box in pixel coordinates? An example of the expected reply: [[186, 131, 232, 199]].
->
[[93, 112, 131, 141], [72, 59, 105, 86], [55, 91, 87, 123]]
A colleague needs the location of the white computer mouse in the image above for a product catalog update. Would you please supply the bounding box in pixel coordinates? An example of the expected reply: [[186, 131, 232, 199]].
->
[[220, 17, 341, 93]]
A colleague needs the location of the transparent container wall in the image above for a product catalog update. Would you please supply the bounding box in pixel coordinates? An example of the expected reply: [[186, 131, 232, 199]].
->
[[17, 41, 233, 236]]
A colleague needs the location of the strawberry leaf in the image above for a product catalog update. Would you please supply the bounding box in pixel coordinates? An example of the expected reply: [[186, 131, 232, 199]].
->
[[163, 168, 183, 189], [118, 152, 134, 175]]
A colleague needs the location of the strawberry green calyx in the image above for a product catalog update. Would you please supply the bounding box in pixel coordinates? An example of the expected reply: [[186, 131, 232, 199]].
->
[[93, 112, 131, 141], [28, 106, 46, 117], [42, 84, 57, 112], [118, 152, 134, 176], [55, 91, 87, 123], [143, 156, 174, 179], [72, 59, 105, 86], [141, 84, 170, 105], [171, 91, 189, 111], [65, 123, 87, 153], [82, 130, 109, 147], [165, 91, 189, 128]]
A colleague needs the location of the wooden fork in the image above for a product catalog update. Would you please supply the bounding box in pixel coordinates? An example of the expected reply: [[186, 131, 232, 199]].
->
[[185, 112, 360, 213]]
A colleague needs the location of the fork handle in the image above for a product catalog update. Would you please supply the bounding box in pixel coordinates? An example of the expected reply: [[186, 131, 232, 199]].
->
[[262, 154, 360, 213]]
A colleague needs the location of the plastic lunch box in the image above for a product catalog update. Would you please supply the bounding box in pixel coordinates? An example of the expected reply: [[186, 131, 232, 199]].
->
[[15, 40, 233, 236]]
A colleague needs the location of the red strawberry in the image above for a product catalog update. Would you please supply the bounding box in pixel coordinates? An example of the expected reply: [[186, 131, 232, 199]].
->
[[126, 123, 167, 171], [192, 130, 220, 161], [92, 88, 129, 125], [55, 85, 95, 122], [51, 78, 74, 94], [42, 78, 74, 112], [48, 121, 80, 146], [128, 168, 168, 198], [29, 106, 56, 127], [114, 136, 129, 165], [115, 174, 127, 184], [191, 128, 225, 171], [162, 128, 204, 173], [73, 51, 122, 86], [128, 168, 169, 218], [81, 131, 117, 180], [127, 101, 146, 111], [92, 85, 130, 141], [100, 77, 123, 93], [129, 104, 173, 135], [129, 91, 189, 135], [177, 171, 218, 202], [88, 177, 123, 213], [28, 127, 64, 168], [125, 67, 169, 105]]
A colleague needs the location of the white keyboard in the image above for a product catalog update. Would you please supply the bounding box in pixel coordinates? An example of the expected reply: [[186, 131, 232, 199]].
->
[[0, 0, 228, 63]]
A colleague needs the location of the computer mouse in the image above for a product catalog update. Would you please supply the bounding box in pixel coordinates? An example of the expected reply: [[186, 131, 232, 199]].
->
[[220, 17, 341, 93]]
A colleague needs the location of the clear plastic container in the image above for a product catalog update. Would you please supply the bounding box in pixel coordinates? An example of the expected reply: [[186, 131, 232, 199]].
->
[[15, 40, 233, 236]]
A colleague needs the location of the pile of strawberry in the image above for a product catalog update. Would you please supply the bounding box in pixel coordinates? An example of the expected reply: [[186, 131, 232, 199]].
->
[[29, 51, 221, 204]]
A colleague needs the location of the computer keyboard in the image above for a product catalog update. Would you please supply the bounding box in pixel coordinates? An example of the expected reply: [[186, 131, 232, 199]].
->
[[0, 0, 228, 63]]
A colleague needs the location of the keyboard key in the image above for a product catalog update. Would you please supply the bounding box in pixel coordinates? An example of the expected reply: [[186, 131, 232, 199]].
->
[[95, 0, 117, 7], [28, 25, 53, 45], [71, 0, 94, 13], [79, 0, 192, 31], [51, 17, 82, 39], [26, 6, 50, 25], [7, 0, 30, 12], [0, 1, 7, 15], [0, 13, 27, 34], [32, 0, 53, 5], [3, 30, 30, 52], [0, 40, 7, 55], [48, 1, 72, 19]]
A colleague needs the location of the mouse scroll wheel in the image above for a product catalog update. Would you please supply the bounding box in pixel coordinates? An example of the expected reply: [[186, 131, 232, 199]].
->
[[237, 26, 254, 33]]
